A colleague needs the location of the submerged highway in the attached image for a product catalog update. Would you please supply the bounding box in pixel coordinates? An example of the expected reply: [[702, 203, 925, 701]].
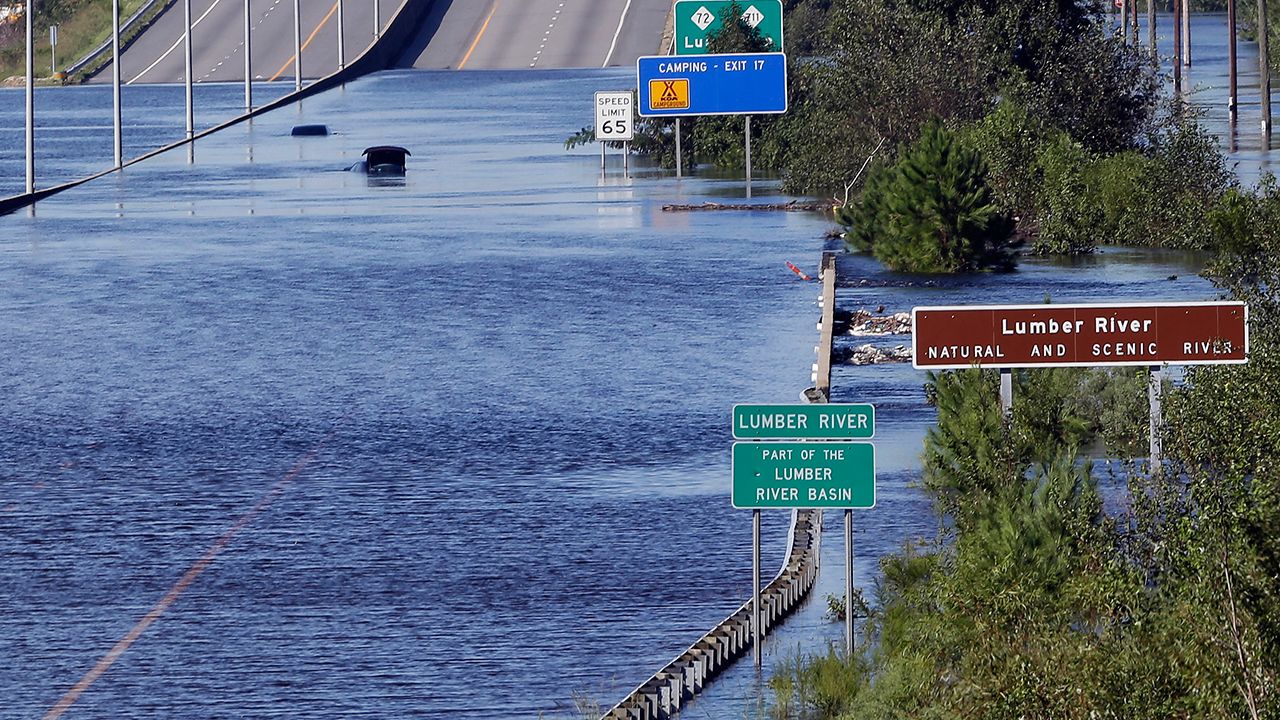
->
[[91, 0, 673, 84]]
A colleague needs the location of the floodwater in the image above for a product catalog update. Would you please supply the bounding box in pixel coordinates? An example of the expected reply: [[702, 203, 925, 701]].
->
[[0, 68, 1231, 720], [1139, 11, 1280, 185], [0, 81, 296, 198]]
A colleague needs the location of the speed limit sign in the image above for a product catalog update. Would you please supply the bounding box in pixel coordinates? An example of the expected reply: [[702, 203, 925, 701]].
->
[[594, 91, 635, 142]]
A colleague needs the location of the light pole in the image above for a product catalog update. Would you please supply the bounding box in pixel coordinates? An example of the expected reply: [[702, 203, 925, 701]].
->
[[25, 0, 34, 194], [113, 0, 122, 167], [244, 0, 253, 110], [293, 0, 302, 91]]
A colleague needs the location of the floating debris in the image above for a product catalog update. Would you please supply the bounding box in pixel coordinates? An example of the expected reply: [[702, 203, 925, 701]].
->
[[661, 200, 834, 212], [847, 311, 911, 336], [834, 344, 912, 365]]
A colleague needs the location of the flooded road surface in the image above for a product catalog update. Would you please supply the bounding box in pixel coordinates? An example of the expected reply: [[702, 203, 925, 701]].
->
[[1, 68, 1227, 719], [1142, 11, 1280, 185]]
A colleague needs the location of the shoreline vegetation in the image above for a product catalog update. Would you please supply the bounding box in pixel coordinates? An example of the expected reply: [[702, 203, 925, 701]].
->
[[568, 1, 1280, 717]]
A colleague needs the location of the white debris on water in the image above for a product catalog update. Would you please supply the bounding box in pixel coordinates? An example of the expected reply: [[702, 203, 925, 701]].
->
[[847, 311, 911, 336], [835, 344, 912, 365]]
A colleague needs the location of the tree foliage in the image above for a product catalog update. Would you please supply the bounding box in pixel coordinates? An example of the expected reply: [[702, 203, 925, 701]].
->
[[840, 122, 1018, 273]]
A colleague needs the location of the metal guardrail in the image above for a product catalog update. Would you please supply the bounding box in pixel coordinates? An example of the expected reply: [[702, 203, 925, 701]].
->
[[64, 0, 175, 78], [598, 253, 838, 720]]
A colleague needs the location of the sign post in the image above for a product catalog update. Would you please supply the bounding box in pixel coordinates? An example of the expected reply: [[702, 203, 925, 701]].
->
[[639, 53, 786, 193], [912, 301, 1249, 475], [732, 403, 876, 659], [594, 91, 634, 178], [49, 25, 57, 74]]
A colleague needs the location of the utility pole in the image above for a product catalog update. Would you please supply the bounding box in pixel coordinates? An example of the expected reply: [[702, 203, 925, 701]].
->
[[1229, 0, 1239, 122], [1173, 0, 1183, 97], [1120, 0, 1129, 44], [1183, 0, 1192, 65], [1131, 0, 1139, 46], [1147, 0, 1156, 55], [1262, 0, 1272, 133]]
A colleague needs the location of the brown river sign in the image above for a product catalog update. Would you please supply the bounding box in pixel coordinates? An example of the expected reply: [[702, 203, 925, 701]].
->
[[912, 302, 1248, 369]]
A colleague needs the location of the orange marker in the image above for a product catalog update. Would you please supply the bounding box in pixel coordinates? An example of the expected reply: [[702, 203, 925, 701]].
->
[[786, 261, 812, 281]]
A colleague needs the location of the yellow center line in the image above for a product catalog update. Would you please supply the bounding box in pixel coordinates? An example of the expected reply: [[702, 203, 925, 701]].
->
[[458, 0, 501, 70], [42, 438, 331, 720], [269, 1, 340, 82]]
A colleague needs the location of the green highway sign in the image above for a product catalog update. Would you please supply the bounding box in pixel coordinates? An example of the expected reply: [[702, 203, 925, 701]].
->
[[674, 0, 784, 55], [733, 404, 875, 440], [732, 442, 875, 509]]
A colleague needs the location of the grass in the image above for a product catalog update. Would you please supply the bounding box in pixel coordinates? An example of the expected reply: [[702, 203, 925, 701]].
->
[[0, 0, 150, 82]]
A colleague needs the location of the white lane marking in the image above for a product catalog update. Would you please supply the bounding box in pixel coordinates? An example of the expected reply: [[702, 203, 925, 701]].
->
[[531, 1, 568, 68], [129, 0, 232, 84], [603, 0, 635, 67], [196, 0, 283, 82]]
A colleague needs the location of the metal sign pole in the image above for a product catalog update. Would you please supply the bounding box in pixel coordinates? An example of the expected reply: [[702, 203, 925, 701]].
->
[[999, 369, 1013, 416], [1149, 366, 1163, 475], [49, 26, 56, 74], [24, 0, 33, 194], [293, 0, 302, 91], [745, 115, 752, 198], [374, 0, 380, 39], [183, 0, 193, 141], [243, 0, 252, 110], [600, 141, 606, 176], [752, 508, 761, 668], [844, 508, 854, 655], [337, 0, 345, 71], [675, 118, 682, 178], [112, 0, 122, 168]]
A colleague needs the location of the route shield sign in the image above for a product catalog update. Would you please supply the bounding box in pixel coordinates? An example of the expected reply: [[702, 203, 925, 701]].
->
[[733, 404, 875, 440], [674, 0, 784, 54], [637, 53, 788, 117], [732, 442, 875, 509], [594, 91, 634, 141]]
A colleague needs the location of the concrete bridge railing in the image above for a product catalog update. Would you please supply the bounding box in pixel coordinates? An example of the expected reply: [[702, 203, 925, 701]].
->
[[598, 252, 838, 720]]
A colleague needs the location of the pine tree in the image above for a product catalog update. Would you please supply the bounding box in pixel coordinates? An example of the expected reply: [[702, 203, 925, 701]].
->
[[842, 121, 1019, 273]]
